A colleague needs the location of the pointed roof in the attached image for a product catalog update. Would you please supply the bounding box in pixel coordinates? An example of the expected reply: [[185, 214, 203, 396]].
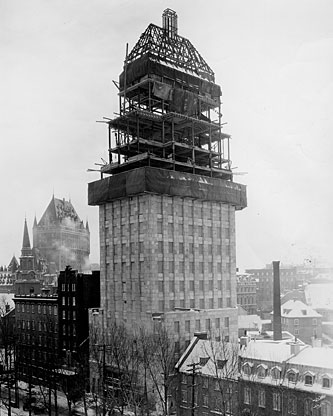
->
[[85, 219, 89, 231], [38, 196, 80, 226], [22, 218, 31, 249], [33, 215, 37, 227], [8, 255, 19, 272], [126, 16, 215, 82]]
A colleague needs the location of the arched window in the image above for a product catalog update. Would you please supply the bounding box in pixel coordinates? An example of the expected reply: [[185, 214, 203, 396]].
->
[[321, 401, 331, 416], [304, 373, 314, 386]]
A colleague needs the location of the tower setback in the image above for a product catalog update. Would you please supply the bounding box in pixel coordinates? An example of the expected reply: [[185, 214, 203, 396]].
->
[[89, 10, 247, 348]]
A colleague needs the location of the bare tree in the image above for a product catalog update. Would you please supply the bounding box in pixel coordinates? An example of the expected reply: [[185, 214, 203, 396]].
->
[[138, 324, 177, 416]]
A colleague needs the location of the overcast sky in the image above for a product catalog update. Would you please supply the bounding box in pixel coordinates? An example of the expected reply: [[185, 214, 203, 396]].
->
[[1, 0, 332, 271]]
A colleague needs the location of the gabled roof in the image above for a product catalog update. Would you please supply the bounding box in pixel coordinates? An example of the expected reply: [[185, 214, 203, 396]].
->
[[126, 23, 215, 81], [281, 299, 322, 318]]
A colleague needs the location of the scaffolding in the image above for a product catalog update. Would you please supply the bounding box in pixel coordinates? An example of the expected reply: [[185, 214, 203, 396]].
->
[[101, 9, 233, 181]]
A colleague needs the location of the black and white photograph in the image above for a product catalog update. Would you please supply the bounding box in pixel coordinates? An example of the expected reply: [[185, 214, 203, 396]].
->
[[1, 1, 332, 415]]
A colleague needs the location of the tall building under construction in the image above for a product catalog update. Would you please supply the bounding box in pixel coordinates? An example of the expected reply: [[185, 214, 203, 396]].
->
[[89, 10, 246, 348]]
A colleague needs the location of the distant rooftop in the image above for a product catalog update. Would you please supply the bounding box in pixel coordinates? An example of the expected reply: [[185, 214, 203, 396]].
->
[[281, 299, 322, 318]]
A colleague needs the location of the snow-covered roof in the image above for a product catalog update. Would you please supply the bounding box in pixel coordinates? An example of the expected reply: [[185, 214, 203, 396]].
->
[[176, 338, 239, 379], [287, 347, 333, 371], [239, 340, 307, 363], [281, 299, 322, 318], [238, 315, 262, 330]]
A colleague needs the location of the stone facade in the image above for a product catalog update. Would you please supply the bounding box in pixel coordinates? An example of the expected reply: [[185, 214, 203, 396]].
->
[[97, 191, 239, 347]]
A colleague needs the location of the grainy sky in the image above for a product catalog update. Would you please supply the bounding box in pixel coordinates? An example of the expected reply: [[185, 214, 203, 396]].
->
[[1, 0, 332, 270]]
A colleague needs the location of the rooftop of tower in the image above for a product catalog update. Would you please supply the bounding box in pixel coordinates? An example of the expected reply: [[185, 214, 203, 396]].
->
[[36, 196, 81, 226], [125, 8, 215, 82], [94, 9, 244, 186]]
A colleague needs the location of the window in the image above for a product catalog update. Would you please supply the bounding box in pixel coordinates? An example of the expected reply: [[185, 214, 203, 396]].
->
[[304, 399, 313, 416], [158, 261, 163, 273], [169, 281, 175, 292], [242, 363, 252, 376], [271, 367, 281, 380], [287, 370, 297, 383], [273, 392, 281, 411], [294, 319, 299, 326], [72, 297, 76, 306], [202, 377, 209, 388], [62, 311, 66, 319], [288, 395, 297, 415], [205, 319, 211, 331], [313, 318, 317, 326], [61, 284, 66, 291], [202, 394, 209, 407], [174, 321, 180, 333], [215, 317, 220, 329], [189, 280, 194, 291], [304, 374, 313, 386], [244, 387, 251, 404], [73, 311, 76, 320], [321, 401, 331, 416], [195, 320, 200, 331], [217, 359, 227, 369], [224, 317, 230, 328], [257, 365, 267, 378], [62, 298, 66, 305], [181, 389, 187, 403], [185, 320, 190, 333], [294, 328, 299, 335], [258, 389, 265, 408], [179, 280, 185, 292], [31, 304, 35, 313], [157, 281, 164, 293], [323, 377, 331, 388], [181, 373, 187, 384]]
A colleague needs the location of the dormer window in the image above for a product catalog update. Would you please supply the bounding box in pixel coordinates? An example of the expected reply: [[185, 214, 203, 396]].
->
[[257, 364, 267, 378], [304, 373, 314, 386], [217, 359, 227, 370], [271, 366, 281, 380], [322, 376, 331, 389], [287, 369, 298, 383], [242, 362, 253, 376]]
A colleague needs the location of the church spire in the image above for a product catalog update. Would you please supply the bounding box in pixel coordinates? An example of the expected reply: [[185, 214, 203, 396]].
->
[[22, 218, 31, 249]]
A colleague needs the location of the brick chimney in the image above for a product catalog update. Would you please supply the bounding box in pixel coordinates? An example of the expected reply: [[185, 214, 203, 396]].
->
[[273, 261, 282, 340]]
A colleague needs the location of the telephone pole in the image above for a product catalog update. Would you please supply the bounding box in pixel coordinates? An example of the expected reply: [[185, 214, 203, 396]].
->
[[186, 363, 201, 416]]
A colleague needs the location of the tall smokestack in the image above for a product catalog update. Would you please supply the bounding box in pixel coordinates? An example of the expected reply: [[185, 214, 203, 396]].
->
[[273, 261, 282, 340]]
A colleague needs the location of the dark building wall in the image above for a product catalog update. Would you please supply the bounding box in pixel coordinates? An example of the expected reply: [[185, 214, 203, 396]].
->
[[58, 267, 100, 357], [14, 294, 59, 382]]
